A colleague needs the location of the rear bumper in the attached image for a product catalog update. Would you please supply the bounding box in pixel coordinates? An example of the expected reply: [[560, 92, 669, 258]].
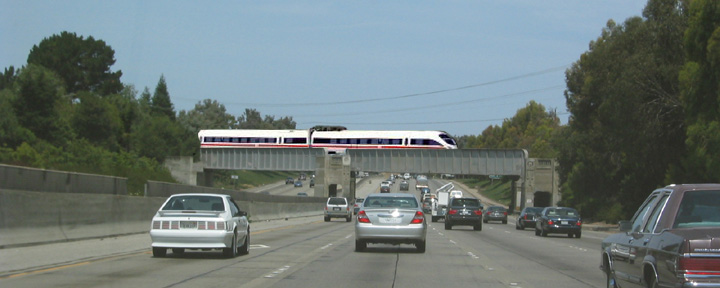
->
[[447, 215, 482, 226], [544, 225, 582, 234], [150, 230, 233, 249], [355, 223, 426, 244]]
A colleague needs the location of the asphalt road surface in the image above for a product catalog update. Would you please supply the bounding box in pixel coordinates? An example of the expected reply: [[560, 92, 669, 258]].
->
[[1, 175, 611, 288]]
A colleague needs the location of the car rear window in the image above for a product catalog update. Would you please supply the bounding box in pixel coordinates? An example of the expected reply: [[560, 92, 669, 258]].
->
[[364, 197, 418, 208], [328, 198, 347, 205], [451, 198, 479, 207], [674, 190, 720, 228], [162, 195, 225, 211], [546, 208, 578, 216]]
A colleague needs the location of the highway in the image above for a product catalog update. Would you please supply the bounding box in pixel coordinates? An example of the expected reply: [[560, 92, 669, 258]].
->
[[0, 175, 610, 288]]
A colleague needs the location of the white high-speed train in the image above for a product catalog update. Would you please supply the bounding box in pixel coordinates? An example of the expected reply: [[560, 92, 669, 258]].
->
[[198, 129, 458, 149]]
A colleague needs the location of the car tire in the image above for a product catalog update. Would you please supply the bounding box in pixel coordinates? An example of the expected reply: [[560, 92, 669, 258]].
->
[[223, 231, 238, 258], [152, 247, 167, 257], [324, 216, 330, 222], [516, 223, 523, 230], [576, 231, 582, 239], [239, 229, 249, 255], [355, 240, 366, 252], [541, 228, 548, 237], [535, 228, 541, 236], [444, 222, 451, 230], [502, 219, 507, 224], [474, 223, 482, 231], [416, 240, 426, 253], [568, 233, 574, 238], [172, 248, 185, 254], [483, 219, 488, 223], [431, 216, 437, 222], [346, 216, 351, 222]]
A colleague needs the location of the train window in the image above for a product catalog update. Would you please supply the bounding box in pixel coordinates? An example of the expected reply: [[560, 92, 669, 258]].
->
[[314, 138, 331, 144], [389, 139, 402, 145], [284, 138, 307, 144]]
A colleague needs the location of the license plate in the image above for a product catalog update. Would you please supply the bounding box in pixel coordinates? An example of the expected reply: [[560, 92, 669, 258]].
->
[[461, 210, 471, 215], [561, 221, 568, 225], [333, 207, 340, 211], [180, 221, 197, 229], [378, 217, 402, 224]]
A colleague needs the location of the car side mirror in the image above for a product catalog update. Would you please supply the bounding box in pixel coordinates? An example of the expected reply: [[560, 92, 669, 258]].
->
[[618, 220, 631, 232]]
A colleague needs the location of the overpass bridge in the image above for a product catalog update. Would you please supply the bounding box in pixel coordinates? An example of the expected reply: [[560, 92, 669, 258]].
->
[[197, 148, 557, 211]]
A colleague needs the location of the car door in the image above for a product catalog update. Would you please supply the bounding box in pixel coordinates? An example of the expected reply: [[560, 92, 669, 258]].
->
[[228, 197, 249, 240], [611, 192, 660, 286]]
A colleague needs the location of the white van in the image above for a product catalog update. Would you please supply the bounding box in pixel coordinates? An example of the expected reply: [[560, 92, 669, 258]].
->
[[449, 190, 463, 198]]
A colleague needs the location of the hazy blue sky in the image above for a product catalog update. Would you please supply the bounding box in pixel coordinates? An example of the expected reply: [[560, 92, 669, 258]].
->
[[2, 1, 648, 136]]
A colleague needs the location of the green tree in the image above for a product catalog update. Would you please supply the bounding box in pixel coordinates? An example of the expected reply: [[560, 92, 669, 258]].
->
[[177, 99, 237, 132], [0, 89, 36, 148], [27, 31, 123, 96], [12, 64, 73, 146], [71, 91, 122, 151], [670, 0, 720, 183], [560, 0, 687, 221], [151, 75, 175, 120], [237, 108, 296, 129], [0, 66, 19, 90]]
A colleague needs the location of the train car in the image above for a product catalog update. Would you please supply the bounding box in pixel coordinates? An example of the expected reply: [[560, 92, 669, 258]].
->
[[198, 129, 457, 149]]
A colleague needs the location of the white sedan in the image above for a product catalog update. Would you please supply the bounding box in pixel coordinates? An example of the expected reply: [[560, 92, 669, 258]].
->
[[150, 193, 250, 258]]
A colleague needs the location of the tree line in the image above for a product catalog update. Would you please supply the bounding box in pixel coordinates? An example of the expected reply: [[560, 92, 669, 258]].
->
[[2, 0, 719, 222]]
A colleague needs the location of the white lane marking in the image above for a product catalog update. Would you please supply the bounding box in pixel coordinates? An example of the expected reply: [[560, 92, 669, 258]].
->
[[249, 244, 270, 249], [320, 243, 333, 250], [264, 265, 292, 278]]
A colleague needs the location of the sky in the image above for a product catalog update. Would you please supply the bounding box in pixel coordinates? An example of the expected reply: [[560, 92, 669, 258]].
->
[[1, 1, 649, 136]]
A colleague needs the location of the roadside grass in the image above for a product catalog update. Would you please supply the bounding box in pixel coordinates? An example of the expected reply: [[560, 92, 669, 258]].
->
[[454, 177, 512, 206]]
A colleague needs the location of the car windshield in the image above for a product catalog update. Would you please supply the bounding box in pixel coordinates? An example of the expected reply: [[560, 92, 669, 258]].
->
[[364, 196, 418, 208], [451, 198, 480, 207], [546, 208, 578, 217], [488, 206, 505, 211], [674, 190, 720, 228], [162, 195, 224, 211], [328, 198, 346, 205]]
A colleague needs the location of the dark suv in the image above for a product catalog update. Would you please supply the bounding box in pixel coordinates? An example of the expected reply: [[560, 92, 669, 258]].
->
[[444, 197, 483, 231]]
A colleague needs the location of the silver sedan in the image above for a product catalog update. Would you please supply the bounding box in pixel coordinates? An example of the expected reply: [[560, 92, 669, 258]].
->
[[150, 193, 250, 258], [354, 193, 427, 253]]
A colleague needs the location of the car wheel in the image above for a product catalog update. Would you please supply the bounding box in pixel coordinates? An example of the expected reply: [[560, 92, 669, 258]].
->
[[152, 247, 167, 257], [483, 219, 488, 223], [541, 228, 548, 237], [516, 223, 523, 230], [535, 228, 541, 236], [502, 219, 507, 224], [431, 216, 437, 222], [416, 240, 426, 253], [444, 222, 451, 230], [324, 216, 330, 222], [474, 223, 482, 231], [355, 240, 366, 252], [568, 233, 574, 238], [346, 215, 352, 222], [223, 231, 238, 258], [576, 231, 582, 239], [239, 229, 249, 255], [172, 248, 185, 254]]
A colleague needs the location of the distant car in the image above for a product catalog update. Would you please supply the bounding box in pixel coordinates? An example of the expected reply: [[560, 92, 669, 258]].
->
[[297, 192, 308, 197], [325, 197, 351, 222], [444, 197, 483, 231], [294, 180, 303, 187], [309, 178, 315, 187], [150, 193, 249, 258], [403, 173, 410, 180], [484, 206, 508, 224], [449, 190, 463, 198], [419, 187, 430, 195], [399, 181, 409, 191], [422, 198, 432, 213], [285, 177, 294, 184], [353, 198, 364, 215], [355, 193, 427, 252], [601, 184, 720, 288], [516, 207, 543, 230], [535, 207, 581, 238], [299, 173, 307, 180], [380, 185, 391, 193]]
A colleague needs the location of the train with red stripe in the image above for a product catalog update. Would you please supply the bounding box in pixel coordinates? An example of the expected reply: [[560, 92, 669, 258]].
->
[[198, 128, 458, 149]]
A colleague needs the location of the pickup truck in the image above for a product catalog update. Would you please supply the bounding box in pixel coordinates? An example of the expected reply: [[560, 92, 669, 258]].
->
[[600, 184, 720, 288]]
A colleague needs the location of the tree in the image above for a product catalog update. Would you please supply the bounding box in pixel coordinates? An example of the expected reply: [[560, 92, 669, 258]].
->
[[0, 66, 19, 91], [151, 75, 175, 120], [560, 0, 687, 221], [670, 0, 720, 183], [237, 108, 296, 129], [12, 64, 73, 146], [27, 31, 123, 96], [177, 99, 237, 132], [0, 89, 36, 148], [71, 91, 122, 151]]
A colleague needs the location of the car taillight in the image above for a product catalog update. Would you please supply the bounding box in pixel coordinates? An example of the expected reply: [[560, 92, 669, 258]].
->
[[474, 210, 483, 216], [448, 209, 458, 215], [576, 220, 582, 226], [410, 211, 424, 224], [503, 212, 508, 216], [548, 220, 554, 225], [679, 257, 720, 275], [357, 210, 370, 223], [153, 221, 161, 229], [523, 215, 528, 220]]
